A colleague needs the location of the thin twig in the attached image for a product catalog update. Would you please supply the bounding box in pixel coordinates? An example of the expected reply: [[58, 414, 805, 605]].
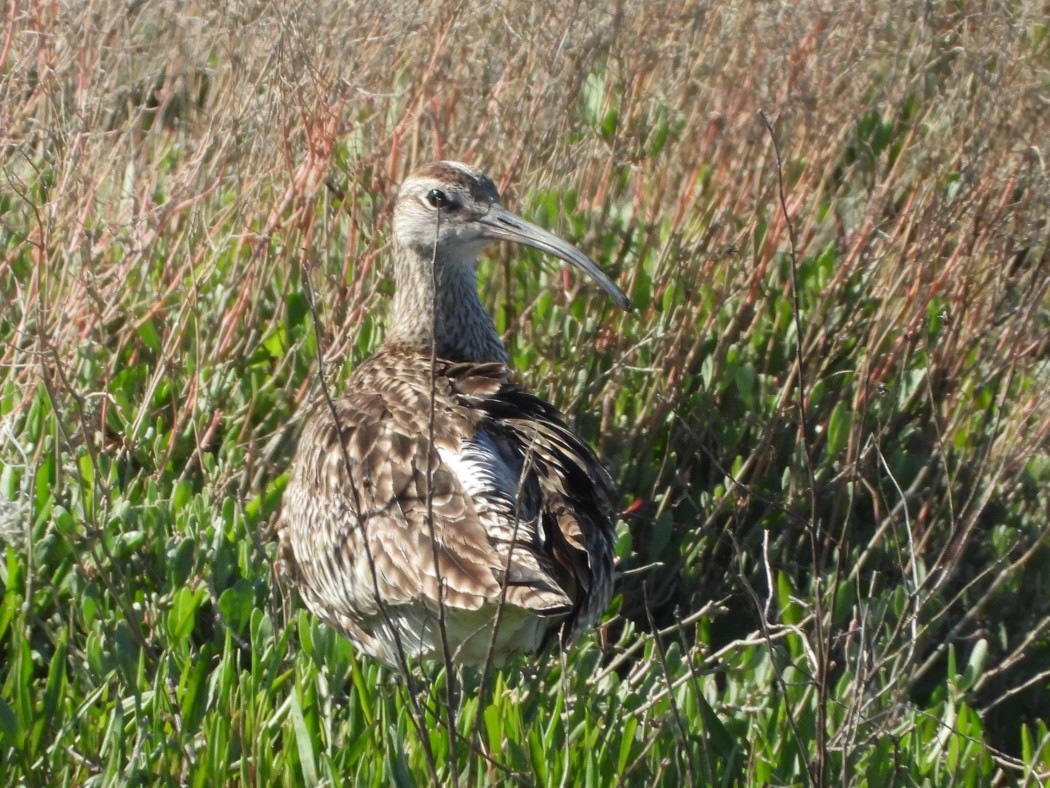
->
[[759, 108, 828, 787], [643, 584, 698, 785], [300, 259, 441, 781], [424, 206, 461, 784]]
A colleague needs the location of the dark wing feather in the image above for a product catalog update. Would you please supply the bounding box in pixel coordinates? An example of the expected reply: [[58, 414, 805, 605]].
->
[[446, 361, 617, 639]]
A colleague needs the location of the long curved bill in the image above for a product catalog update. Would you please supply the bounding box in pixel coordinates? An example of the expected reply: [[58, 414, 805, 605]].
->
[[478, 205, 632, 311]]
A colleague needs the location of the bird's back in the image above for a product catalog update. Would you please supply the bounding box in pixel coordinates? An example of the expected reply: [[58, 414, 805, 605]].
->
[[278, 347, 616, 666]]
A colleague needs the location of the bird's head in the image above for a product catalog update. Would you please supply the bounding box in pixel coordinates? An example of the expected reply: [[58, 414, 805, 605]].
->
[[392, 161, 631, 311]]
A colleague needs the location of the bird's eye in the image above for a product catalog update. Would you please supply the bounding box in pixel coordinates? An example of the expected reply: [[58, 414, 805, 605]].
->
[[425, 188, 450, 209]]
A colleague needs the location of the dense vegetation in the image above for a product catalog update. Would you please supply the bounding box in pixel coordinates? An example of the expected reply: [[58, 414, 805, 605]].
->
[[2, 1, 1048, 784]]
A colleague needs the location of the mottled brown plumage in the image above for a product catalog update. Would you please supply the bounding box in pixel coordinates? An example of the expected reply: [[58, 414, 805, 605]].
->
[[278, 161, 630, 666]]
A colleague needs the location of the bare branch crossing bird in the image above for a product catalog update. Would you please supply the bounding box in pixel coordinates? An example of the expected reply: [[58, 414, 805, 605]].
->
[[278, 161, 631, 666]]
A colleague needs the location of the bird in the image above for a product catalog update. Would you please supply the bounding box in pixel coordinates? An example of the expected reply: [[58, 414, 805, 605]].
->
[[278, 161, 631, 667]]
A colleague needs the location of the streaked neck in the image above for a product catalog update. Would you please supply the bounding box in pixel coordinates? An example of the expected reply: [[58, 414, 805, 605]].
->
[[384, 245, 508, 364]]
